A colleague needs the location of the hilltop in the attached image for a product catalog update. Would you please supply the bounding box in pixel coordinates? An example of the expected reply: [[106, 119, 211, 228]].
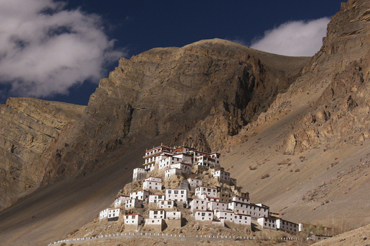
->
[[1, 0, 370, 245]]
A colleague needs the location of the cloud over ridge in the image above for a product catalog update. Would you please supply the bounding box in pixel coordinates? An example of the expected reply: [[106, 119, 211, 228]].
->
[[250, 18, 330, 57], [0, 0, 124, 97]]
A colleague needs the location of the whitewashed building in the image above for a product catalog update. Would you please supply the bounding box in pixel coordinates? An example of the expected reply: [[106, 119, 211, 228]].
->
[[212, 168, 230, 182], [149, 210, 166, 219], [199, 193, 219, 202], [173, 153, 193, 164], [99, 208, 109, 220], [190, 199, 207, 212], [143, 177, 162, 191], [231, 196, 250, 204], [187, 178, 202, 189], [170, 162, 192, 174], [130, 190, 149, 201], [207, 201, 228, 211], [166, 211, 182, 220], [276, 219, 299, 233], [215, 210, 235, 222], [229, 202, 269, 218], [145, 218, 164, 226], [233, 214, 251, 225], [165, 168, 182, 179], [195, 186, 217, 198], [165, 189, 188, 202], [159, 155, 175, 170], [125, 198, 143, 209], [108, 208, 122, 221], [114, 195, 130, 208], [124, 214, 144, 225], [133, 168, 147, 181], [210, 153, 221, 168], [195, 155, 215, 167], [257, 217, 277, 230], [143, 146, 174, 171], [157, 200, 174, 209], [149, 194, 165, 204], [194, 210, 213, 221]]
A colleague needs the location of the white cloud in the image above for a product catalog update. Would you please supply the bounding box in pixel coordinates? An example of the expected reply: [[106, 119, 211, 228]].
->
[[0, 0, 124, 97], [250, 18, 330, 57]]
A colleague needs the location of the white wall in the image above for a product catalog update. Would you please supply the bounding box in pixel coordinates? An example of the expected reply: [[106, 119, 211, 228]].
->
[[194, 211, 213, 221], [166, 211, 181, 220]]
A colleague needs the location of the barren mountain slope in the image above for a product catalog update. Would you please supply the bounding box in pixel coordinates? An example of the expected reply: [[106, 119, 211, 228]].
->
[[220, 0, 370, 230], [0, 98, 85, 211], [0, 40, 308, 245], [2, 0, 370, 244]]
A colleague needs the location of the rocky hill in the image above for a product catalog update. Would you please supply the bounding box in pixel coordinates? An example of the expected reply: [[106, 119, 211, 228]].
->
[[0, 38, 308, 212], [0, 98, 85, 210], [1, 0, 370, 245]]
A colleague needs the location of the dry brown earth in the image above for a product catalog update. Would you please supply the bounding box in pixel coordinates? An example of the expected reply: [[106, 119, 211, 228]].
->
[[2, 0, 370, 245]]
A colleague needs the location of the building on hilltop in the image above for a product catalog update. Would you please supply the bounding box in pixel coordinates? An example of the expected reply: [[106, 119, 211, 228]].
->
[[143, 177, 162, 191], [234, 214, 251, 226], [108, 208, 122, 221], [165, 168, 182, 179], [99, 208, 109, 220], [276, 218, 299, 233], [194, 210, 213, 221], [125, 198, 143, 209], [214, 210, 235, 222], [257, 217, 277, 230], [149, 194, 165, 204], [114, 195, 130, 208], [190, 199, 207, 213], [157, 200, 174, 209], [195, 186, 218, 198], [149, 210, 166, 219], [124, 214, 144, 231], [212, 167, 231, 182], [130, 190, 149, 201], [231, 196, 250, 204], [166, 211, 181, 220], [165, 189, 188, 203], [199, 193, 219, 202], [170, 162, 192, 174], [187, 178, 202, 190], [207, 201, 228, 212], [143, 145, 175, 171], [229, 202, 269, 218], [133, 168, 147, 182], [100, 144, 302, 234]]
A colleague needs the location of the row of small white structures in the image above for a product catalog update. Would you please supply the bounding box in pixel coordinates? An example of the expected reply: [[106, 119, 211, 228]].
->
[[48, 232, 299, 245]]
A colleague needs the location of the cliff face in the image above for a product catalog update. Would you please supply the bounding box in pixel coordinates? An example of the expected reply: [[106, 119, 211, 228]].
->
[[215, 0, 370, 229], [2, 1, 370, 245], [0, 98, 85, 209], [38, 39, 309, 186], [227, 0, 370, 155], [284, 0, 370, 154], [0, 39, 308, 211]]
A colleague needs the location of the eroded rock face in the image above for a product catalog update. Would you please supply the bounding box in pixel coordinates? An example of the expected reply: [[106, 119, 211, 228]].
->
[[0, 98, 85, 209], [232, 0, 370, 155], [287, 0, 370, 154], [39, 39, 308, 188], [0, 40, 308, 210]]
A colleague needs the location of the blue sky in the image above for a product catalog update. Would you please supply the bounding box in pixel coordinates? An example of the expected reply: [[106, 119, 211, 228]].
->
[[0, 0, 343, 105]]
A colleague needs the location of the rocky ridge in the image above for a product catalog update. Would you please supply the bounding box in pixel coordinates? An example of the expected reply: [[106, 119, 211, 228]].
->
[[0, 98, 85, 209], [2, 0, 370, 245], [0, 39, 308, 211]]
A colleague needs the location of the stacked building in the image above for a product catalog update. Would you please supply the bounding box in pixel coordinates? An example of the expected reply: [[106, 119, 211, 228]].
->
[[99, 145, 301, 234]]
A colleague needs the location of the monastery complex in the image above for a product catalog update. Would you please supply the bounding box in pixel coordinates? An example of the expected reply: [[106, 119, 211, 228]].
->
[[99, 145, 302, 234]]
